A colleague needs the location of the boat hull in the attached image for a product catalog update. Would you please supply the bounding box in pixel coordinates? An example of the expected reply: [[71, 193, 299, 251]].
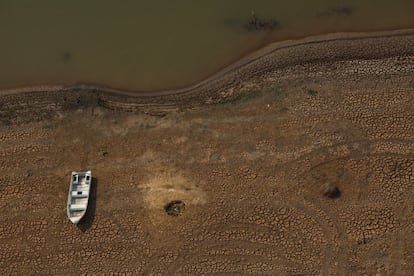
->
[[67, 171, 92, 224]]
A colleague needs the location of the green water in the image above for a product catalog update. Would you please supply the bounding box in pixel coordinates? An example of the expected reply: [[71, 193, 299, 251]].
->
[[1, 1, 414, 91]]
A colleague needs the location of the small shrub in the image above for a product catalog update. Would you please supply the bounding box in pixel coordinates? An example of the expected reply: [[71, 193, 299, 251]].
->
[[306, 88, 318, 96]]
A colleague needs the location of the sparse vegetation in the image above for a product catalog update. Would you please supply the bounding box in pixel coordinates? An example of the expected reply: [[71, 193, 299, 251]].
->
[[140, 122, 155, 129], [305, 88, 318, 96], [218, 86, 283, 105]]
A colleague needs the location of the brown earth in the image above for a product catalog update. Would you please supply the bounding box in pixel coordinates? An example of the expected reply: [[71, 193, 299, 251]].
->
[[1, 30, 414, 274]]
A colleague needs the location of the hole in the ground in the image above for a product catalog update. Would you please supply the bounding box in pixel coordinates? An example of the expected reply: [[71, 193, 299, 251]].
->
[[164, 200, 185, 216], [323, 184, 341, 199]]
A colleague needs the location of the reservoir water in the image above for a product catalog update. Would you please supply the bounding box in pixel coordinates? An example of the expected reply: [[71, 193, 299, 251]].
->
[[1, 1, 414, 91]]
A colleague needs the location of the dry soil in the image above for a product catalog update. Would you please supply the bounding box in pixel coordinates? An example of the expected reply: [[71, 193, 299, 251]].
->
[[0, 31, 414, 275]]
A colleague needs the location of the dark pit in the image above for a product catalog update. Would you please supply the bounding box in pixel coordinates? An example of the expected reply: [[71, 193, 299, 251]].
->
[[164, 200, 186, 216], [323, 185, 341, 199]]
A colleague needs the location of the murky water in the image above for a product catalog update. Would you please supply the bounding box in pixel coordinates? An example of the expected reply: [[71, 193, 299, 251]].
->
[[1, 1, 414, 91]]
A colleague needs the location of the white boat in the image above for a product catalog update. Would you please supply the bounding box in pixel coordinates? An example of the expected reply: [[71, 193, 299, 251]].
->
[[67, 171, 92, 224]]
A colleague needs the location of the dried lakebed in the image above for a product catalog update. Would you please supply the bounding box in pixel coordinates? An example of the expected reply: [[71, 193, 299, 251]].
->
[[1, 29, 414, 275]]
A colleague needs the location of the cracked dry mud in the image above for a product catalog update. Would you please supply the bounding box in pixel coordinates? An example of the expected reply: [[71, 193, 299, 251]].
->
[[1, 34, 414, 274]]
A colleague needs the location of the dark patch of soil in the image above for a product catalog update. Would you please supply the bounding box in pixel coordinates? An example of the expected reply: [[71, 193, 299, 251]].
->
[[323, 184, 341, 199]]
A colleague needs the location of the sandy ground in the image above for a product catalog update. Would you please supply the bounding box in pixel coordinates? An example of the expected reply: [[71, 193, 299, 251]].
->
[[0, 30, 414, 274]]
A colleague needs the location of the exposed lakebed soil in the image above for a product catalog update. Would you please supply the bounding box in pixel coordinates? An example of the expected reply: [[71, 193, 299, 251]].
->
[[1, 30, 414, 274]]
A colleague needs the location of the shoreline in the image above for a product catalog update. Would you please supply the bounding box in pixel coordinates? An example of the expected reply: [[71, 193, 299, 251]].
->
[[1, 28, 414, 109]]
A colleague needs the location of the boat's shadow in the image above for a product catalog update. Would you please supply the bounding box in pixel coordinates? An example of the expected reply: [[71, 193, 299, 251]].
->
[[77, 177, 97, 232]]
